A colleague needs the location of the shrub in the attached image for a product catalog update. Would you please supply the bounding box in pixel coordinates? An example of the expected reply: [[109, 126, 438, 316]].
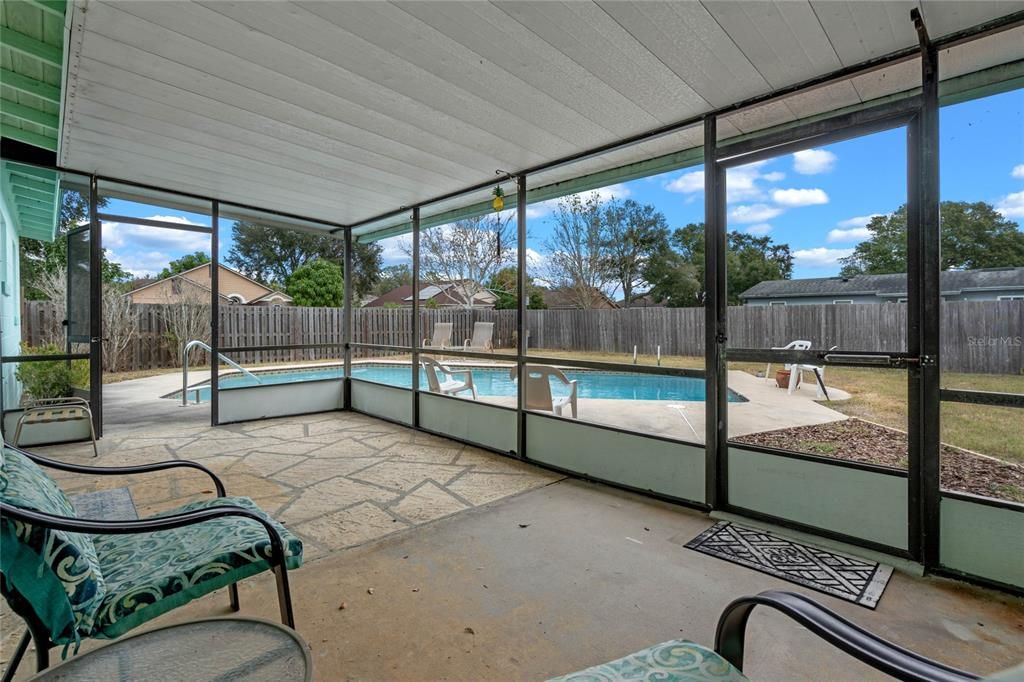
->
[[14, 344, 89, 402]]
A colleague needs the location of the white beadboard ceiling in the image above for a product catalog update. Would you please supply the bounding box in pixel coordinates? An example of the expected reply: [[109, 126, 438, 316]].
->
[[59, 0, 1024, 232]]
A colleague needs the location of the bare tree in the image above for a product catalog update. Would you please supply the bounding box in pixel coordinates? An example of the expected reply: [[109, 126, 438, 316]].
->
[[102, 287, 139, 372], [404, 213, 514, 310], [34, 270, 67, 345], [159, 280, 210, 367], [543, 193, 613, 308]]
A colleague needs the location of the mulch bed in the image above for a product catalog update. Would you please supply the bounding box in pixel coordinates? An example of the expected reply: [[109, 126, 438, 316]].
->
[[732, 418, 1024, 503]]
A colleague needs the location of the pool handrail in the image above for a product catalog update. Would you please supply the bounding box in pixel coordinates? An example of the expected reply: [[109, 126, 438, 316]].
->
[[181, 340, 262, 406]]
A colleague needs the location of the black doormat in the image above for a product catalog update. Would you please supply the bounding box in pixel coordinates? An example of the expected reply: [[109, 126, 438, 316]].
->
[[70, 487, 138, 521], [685, 521, 892, 608]]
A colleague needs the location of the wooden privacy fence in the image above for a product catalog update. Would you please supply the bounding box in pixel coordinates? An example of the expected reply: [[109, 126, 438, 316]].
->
[[20, 300, 1023, 375]]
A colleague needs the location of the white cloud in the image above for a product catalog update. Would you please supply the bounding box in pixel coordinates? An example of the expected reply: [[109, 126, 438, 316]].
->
[[102, 215, 210, 252], [836, 214, 882, 229], [827, 227, 872, 243], [745, 223, 772, 236], [793, 247, 854, 268], [1012, 164, 1024, 179], [729, 204, 784, 224], [586, 184, 631, 203], [793, 149, 837, 175], [375, 235, 408, 265], [665, 161, 785, 203], [665, 170, 704, 194], [996, 190, 1024, 219], [772, 188, 829, 207]]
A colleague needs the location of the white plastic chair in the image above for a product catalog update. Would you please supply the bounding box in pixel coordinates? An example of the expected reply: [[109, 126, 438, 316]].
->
[[765, 340, 812, 387], [789, 345, 838, 399], [421, 357, 477, 400], [510, 365, 578, 418]]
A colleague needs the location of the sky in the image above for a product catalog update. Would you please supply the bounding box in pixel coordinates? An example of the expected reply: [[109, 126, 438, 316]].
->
[[100, 88, 1023, 288]]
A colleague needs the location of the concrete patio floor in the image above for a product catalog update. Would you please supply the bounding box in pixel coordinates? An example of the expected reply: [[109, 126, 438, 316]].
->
[[2, 378, 1021, 680]]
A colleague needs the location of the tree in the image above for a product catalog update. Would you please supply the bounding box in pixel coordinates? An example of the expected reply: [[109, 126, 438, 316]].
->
[[409, 213, 514, 310], [543, 192, 612, 308], [158, 281, 209, 367], [158, 251, 210, 279], [601, 199, 670, 307], [372, 264, 413, 296], [19, 189, 130, 300], [839, 201, 1024, 276], [286, 259, 344, 307], [644, 223, 792, 306], [227, 221, 381, 298], [486, 266, 547, 310], [643, 249, 702, 307]]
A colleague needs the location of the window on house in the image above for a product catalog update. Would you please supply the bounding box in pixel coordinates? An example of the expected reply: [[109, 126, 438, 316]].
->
[[997, 295, 1024, 301], [833, 300, 853, 305], [768, 300, 786, 306]]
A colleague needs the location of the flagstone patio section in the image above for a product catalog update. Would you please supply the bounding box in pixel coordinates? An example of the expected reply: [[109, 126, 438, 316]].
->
[[30, 411, 564, 561]]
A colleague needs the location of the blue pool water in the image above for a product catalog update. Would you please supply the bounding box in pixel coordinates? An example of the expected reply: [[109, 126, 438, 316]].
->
[[169, 364, 747, 403]]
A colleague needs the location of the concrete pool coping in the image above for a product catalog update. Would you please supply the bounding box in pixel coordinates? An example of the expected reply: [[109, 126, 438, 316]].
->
[[147, 361, 850, 445]]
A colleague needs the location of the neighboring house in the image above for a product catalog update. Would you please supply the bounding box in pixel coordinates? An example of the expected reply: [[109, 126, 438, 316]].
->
[[128, 263, 293, 306], [617, 292, 666, 308], [541, 287, 619, 310], [740, 267, 1024, 306], [363, 281, 496, 308]]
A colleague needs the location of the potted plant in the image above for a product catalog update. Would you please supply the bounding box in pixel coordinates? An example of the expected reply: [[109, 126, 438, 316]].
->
[[775, 369, 792, 389]]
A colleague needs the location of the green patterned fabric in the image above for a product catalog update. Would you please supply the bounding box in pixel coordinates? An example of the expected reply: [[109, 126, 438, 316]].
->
[[548, 640, 748, 682], [92, 496, 302, 639], [0, 447, 107, 645]]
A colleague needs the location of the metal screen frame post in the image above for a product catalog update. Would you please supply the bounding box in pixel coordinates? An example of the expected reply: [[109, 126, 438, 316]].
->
[[516, 174, 528, 459], [343, 229, 353, 408], [703, 116, 726, 508], [411, 207, 421, 428], [88, 174, 102, 437], [913, 8, 942, 569], [210, 200, 220, 427]]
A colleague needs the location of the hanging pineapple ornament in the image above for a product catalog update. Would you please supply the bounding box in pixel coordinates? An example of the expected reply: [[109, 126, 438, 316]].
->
[[492, 185, 505, 212]]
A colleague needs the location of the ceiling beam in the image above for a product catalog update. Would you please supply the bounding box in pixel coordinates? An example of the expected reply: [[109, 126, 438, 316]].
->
[[0, 69, 61, 103], [0, 27, 63, 67], [0, 100, 59, 130], [13, 194, 54, 209]]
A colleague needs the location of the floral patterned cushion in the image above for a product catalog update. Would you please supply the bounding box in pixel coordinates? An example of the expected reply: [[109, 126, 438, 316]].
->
[[92, 496, 302, 639], [548, 640, 749, 682], [0, 446, 107, 645]]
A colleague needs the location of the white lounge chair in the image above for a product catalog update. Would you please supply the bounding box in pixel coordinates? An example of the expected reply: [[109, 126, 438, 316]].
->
[[764, 340, 812, 387], [460, 322, 494, 352], [423, 322, 453, 351], [421, 357, 477, 400], [511, 364, 578, 418]]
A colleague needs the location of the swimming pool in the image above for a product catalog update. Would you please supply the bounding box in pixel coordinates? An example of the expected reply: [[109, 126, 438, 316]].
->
[[169, 363, 747, 403]]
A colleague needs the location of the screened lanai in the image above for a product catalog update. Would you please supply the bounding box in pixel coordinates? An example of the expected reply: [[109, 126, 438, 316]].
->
[[2, 1, 1023, 679]]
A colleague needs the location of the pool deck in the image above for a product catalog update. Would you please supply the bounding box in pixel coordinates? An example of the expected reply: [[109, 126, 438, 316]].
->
[[112, 362, 851, 445]]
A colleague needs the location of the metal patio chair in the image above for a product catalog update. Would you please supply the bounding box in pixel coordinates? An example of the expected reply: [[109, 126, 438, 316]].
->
[[552, 590, 984, 681], [0, 442, 302, 681], [13, 397, 98, 457], [423, 322, 454, 351], [458, 321, 494, 352]]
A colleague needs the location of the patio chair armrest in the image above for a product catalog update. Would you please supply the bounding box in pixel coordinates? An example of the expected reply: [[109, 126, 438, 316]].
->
[[714, 590, 980, 682], [2, 443, 227, 497], [0, 502, 290, 568]]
